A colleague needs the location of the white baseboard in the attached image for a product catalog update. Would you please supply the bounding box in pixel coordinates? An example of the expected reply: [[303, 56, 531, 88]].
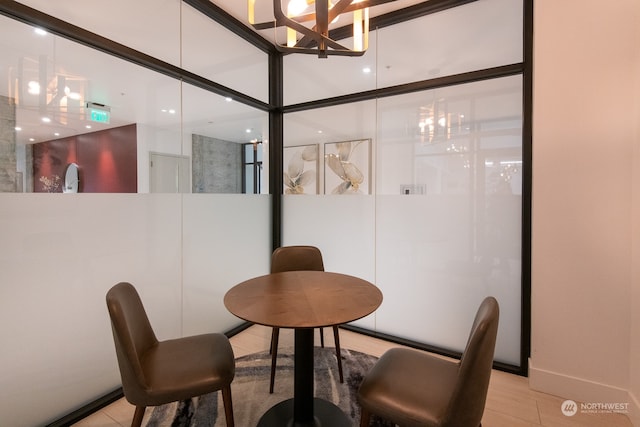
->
[[629, 391, 639, 426], [528, 358, 632, 415]]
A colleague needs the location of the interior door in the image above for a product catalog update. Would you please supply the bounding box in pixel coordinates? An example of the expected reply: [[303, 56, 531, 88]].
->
[[149, 152, 190, 193]]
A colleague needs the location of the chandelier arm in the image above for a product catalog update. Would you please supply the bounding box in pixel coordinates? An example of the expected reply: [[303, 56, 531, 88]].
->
[[296, 0, 353, 48], [275, 44, 366, 56], [316, 0, 329, 37], [297, 29, 354, 51], [327, 0, 354, 21]]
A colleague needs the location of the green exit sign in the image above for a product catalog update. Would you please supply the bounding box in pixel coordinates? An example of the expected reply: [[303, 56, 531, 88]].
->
[[90, 109, 110, 124]]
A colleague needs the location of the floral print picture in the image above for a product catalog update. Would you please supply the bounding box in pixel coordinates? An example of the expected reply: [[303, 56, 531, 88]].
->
[[324, 139, 370, 194], [283, 144, 319, 194]]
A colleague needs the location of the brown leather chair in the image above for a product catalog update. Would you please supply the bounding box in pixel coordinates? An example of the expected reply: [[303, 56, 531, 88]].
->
[[357, 296, 499, 427], [106, 282, 235, 427], [269, 245, 343, 393]]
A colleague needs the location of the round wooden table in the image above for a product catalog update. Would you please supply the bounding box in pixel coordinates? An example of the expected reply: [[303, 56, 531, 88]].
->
[[224, 270, 383, 427]]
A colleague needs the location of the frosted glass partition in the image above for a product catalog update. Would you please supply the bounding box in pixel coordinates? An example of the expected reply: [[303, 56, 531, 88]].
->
[[182, 194, 273, 335], [375, 76, 523, 365], [0, 194, 185, 427], [282, 196, 376, 329], [0, 195, 273, 427]]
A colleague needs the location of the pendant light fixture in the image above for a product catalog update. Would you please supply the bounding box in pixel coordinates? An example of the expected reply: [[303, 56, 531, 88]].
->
[[248, 0, 372, 58]]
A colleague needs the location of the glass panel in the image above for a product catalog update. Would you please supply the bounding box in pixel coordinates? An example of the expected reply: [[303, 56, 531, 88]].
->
[[283, 101, 377, 326], [0, 15, 183, 193], [377, 0, 523, 88], [182, 194, 272, 336], [284, 100, 377, 145], [284, 100, 376, 195], [284, 0, 522, 105], [245, 143, 255, 162], [0, 194, 185, 427], [181, 3, 269, 103], [17, 0, 182, 65], [283, 77, 523, 365], [284, 32, 378, 105], [375, 76, 523, 364], [245, 164, 255, 193], [182, 83, 268, 194], [0, 7, 274, 427]]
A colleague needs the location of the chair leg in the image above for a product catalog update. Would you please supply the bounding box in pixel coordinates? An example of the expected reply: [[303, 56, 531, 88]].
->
[[269, 327, 280, 393], [359, 407, 371, 427], [333, 325, 343, 383], [222, 384, 235, 427], [131, 406, 145, 427], [319, 327, 325, 347]]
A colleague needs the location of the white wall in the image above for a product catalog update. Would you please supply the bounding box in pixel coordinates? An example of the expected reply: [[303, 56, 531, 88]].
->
[[631, 2, 640, 423], [530, 1, 639, 420]]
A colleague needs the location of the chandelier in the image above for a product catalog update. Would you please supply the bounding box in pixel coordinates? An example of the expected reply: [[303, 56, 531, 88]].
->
[[248, 0, 372, 58]]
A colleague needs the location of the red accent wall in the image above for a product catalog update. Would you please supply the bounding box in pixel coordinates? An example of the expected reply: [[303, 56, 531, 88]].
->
[[32, 124, 137, 193]]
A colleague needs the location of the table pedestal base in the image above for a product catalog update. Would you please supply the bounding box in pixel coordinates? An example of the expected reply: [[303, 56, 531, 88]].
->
[[257, 397, 352, 427]]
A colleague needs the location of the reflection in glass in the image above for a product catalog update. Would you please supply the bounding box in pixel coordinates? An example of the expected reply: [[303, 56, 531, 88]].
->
[[0, 15, 184, 193], [0, 13, 270, 194], [182, 83, 268, 194], [181, 3, 269, 103], [374, 75, 523, 364]]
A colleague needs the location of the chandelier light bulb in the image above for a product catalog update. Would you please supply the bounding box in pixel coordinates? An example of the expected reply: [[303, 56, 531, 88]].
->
[[288, 0, 308, 16]]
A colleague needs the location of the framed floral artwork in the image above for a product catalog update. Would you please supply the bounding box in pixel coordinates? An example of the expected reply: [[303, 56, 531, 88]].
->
[[283, 144, 319, 194], [324, 139, 371, 194]]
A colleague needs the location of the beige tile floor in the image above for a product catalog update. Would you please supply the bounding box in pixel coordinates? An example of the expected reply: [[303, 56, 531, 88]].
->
[[74, 325, 632, 427]]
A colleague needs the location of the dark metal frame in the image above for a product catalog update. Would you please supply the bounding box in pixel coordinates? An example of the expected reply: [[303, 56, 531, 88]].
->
[[241, 142, 264, 194]]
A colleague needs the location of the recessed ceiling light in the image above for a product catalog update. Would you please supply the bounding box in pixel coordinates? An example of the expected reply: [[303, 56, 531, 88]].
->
[[29, 138, 35, 142], [34, 28, 47, 36], [317, 130, 323, 134], [15, 127, 22, 131], [54, 132, 60, 136], [168, 109, 176, 114], [225, 97, 233, 102], [246, 128, 252, 133], [362, 67, 372, 74], [41, 117, 51, 123], [85, 125, 92, 129]]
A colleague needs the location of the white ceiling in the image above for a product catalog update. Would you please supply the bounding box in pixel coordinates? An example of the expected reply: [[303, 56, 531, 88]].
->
[[0, 0, 429, 146]]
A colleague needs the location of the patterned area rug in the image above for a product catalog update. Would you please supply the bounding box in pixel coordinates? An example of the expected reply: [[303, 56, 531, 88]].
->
[[144, 346, 392, 426]]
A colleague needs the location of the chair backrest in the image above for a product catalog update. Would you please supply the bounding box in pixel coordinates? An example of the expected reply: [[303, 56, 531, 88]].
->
[[271, 245, 324, 273], [106, 282, 158, 403], [444, 296, 500, 427]]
